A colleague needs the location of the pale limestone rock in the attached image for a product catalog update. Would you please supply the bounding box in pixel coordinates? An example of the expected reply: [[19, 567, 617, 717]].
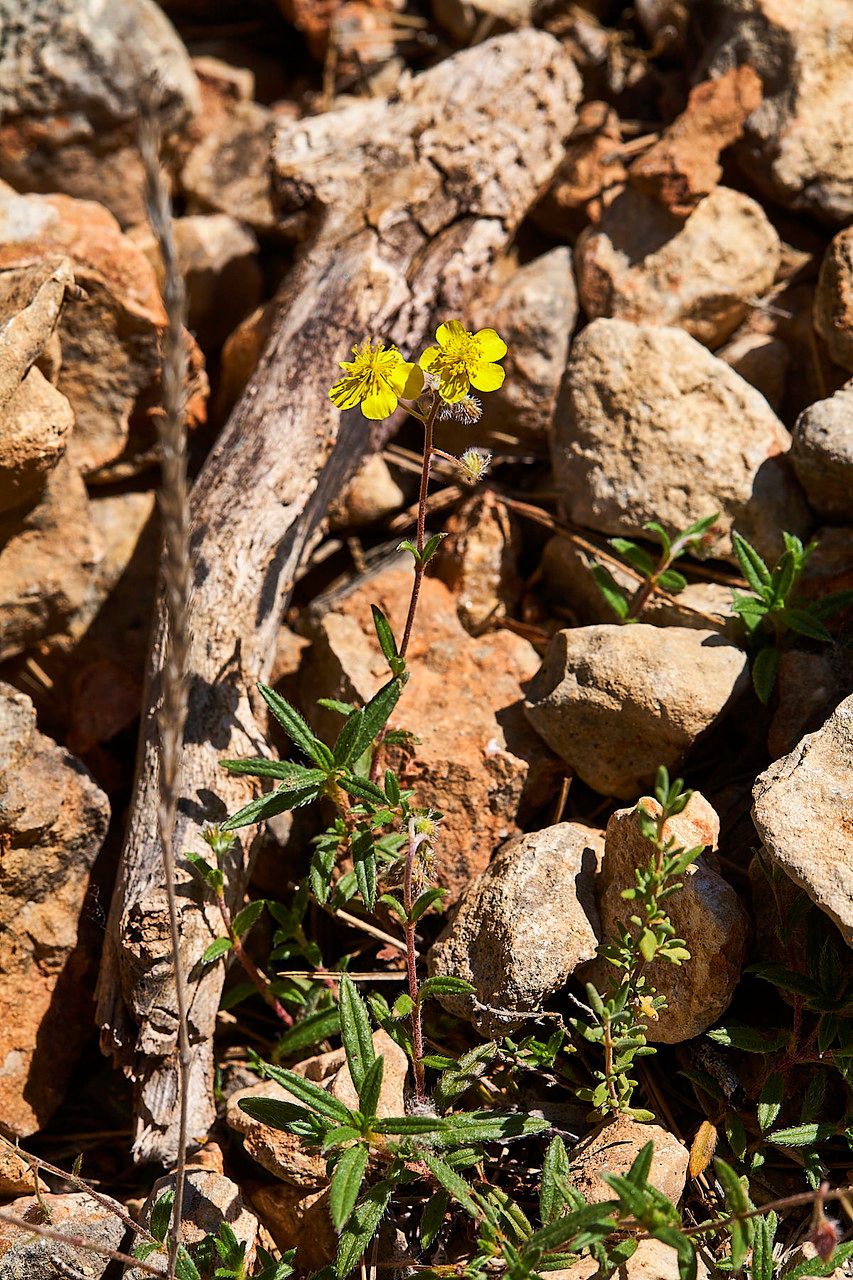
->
[[524, 624, 748, 799], [791, 380, 853, 520], [702, 0, 853, 223], [552, 318, 811, 564], [0, 1192, 124, 1279], [575, 186, 780, 348], [753, 695, 853, 947], [815, 226, 853, 370], [429, 823, 602, 1036], [568, 1113, 689, 1205]]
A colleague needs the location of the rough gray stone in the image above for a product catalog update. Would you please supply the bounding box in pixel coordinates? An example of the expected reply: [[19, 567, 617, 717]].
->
[[552, 318, 811, 564], [701, 0, 853, 224], [0, 1193, 124, 1280], [524, 624, 749, 799], [791, 380, 853, 521], [428, 823, 603, 1036], [0, 0, 199, 226], [753, 694, 853, 948], [574, 185, 780, 348]]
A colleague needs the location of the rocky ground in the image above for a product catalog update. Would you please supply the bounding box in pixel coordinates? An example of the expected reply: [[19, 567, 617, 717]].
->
[[0, 0, 851, 1277]]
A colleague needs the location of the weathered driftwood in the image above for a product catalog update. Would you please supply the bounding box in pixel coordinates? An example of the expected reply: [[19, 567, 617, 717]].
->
[[96, 31, 581, 1165]]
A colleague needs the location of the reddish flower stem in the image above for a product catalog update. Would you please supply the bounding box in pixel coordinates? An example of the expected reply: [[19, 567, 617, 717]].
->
[[216, 892, 294, 1026], [403, 823, 426, 1103]]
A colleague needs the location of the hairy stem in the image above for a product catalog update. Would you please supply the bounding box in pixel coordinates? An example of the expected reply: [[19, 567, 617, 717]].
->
[[403, 822, 426, 1103], [399, 397, 438, 660], [216, 893, 294, 1026], [140, 114, 192, 1280]]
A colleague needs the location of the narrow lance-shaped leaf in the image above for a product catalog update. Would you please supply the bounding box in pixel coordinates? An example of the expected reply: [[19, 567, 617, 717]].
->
[[732, 531, 771, 596], [222, 776, 326, 831], [540, 1135, 570, 1224], [257, 683, 335, 769], [346, 675, 408, 763], [335, 1179, 395, 1278], [330, 1143, 370, 1231], [339, 973, 376, 1091], [259, 1063, 355, 1125]]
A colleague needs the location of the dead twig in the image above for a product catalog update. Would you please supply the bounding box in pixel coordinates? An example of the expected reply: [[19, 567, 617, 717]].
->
[[139, 111, 192, 1278]]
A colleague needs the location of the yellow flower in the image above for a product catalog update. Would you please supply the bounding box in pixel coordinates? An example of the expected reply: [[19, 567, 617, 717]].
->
[[419, 320, 507, 404], [329, 338, 424, 420]]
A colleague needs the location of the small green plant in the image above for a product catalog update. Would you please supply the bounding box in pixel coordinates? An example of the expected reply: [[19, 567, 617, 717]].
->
[[135, 1188, 295, 1279], [730, 531, 852, 702], [569, 768, 706, 1120], [591, 513, 720, 621]]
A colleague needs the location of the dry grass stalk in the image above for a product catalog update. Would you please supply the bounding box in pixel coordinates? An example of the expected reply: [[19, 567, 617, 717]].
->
[[139, 110, 193, 1279]]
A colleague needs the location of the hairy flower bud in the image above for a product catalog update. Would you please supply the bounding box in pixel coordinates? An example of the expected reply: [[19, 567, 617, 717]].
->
[[457, 445, 492, 483]]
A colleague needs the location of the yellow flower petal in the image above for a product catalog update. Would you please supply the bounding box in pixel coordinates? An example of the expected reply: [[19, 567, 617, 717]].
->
[[437, 367, 472, 403], [361, 382, 399, 419], [387, 361, 424, 399], [435, 319, 467, 345], [470, 361, 505, 393], [419, 346, 440, 371], [329, 374, 367, 409], [473, 328, 507, 362]]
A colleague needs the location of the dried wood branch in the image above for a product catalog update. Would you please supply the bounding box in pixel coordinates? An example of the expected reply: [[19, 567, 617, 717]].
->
[[96, 30, 581, 1165]]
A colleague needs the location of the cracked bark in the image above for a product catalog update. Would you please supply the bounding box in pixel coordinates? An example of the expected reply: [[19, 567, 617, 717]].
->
[[95, 30, 581, 1165]]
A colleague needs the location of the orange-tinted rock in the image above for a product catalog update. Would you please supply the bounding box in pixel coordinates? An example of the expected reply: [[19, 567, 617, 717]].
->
[[0, 185, 207, 479], [531, 101, 625, 240], [0, 684, 110, 1135], [297, 563, 557, 899], [629, 67, 762, 217]]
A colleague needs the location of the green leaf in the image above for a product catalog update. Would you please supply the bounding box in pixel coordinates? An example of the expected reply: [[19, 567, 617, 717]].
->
[[591, 564, 629, 619], [185, 852, 224, 894], [784, 1242, 853, 1278], [750, 1212, 775, 1280], [339, 973, 376, 1093], [657, 568, 687, 594], [378, 893, 407, 923], [627, 1140, 654, 1188], [202, 936, 233, 964], [420, 1191, 449, 1249], [175, 1247, 203, 1280], [757, 1073, 784, 1133], [357, 1055, 385, 1119], [714, 1157, 752, 1269], [768, 1122, 837, 1146], [260, 1064, 355, 1125], [384, 769, 401, 805], [351, 830, 377, 911], [221, 757, 314, 780], [222, 774, 326, 830], [681, 512, 720, 543], [346, 676, 408, 764], [707, 1025, 788, 1054], [752, 646, 780, 703], [644, 520, 672, 558], [418, 975, 476, 1002], [375, 1110, 548, 1146], [527, 1203, 618, 1254], [732, 532, 771, 596], [371, 605, 400, 667], [150, 1189, 175, 1243], [423, 1154, 481, 1221], [257, 683, 335, 769], [232, 899, 265, 938], [392, 992, 415, 1018], [333, 709, 366, 768], [782, 608, 833, 643], [421, 532, 447, 565], [274, 1005, 340, 1058], [610, 538, 656, 578], [540, 1136, 570, 1224], [411, 887, 446, 922], [336, 1178, 395, 1277], [397, 539, 419, 560], [330, 1143, 370, 1231], [338, 774, 389, 807], [238, 1095, 316, 1131]]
